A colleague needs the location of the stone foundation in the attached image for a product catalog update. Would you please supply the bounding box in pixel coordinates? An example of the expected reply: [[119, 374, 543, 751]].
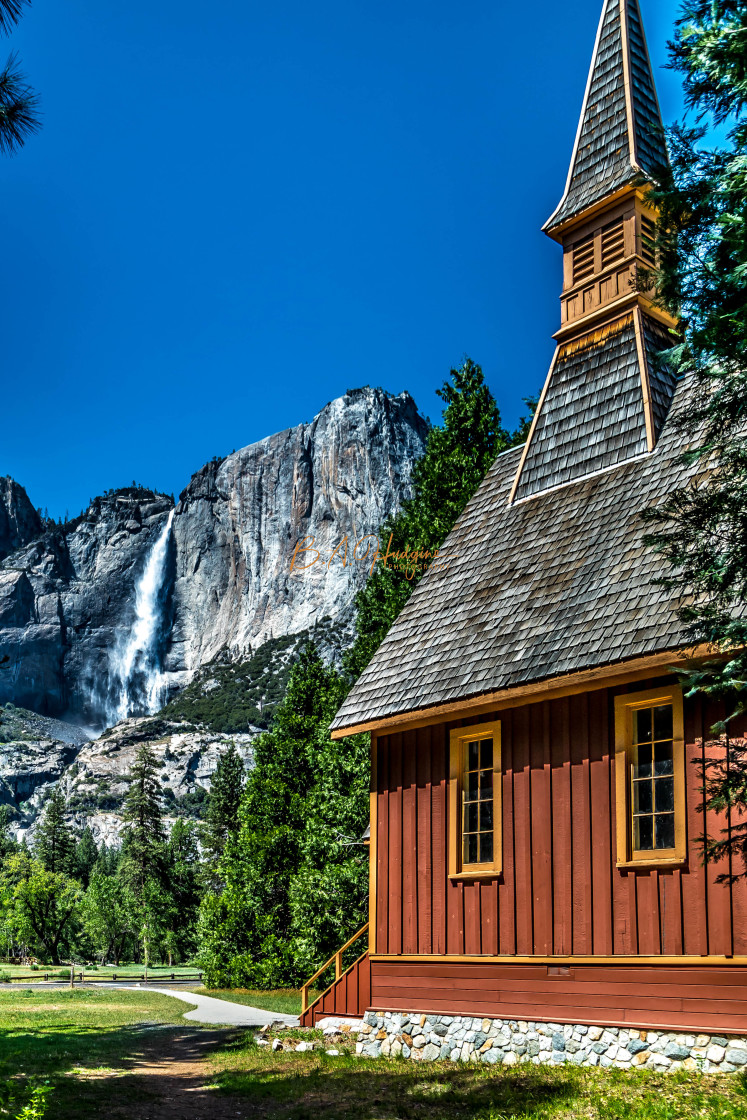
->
[[356, 1012, 747, 1072]]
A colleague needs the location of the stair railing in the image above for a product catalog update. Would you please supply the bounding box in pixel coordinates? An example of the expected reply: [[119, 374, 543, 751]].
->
[[300, 922, 369, 1015]]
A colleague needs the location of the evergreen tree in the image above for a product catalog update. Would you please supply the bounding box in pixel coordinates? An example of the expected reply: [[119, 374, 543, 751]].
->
[[201, 743, 245, 887], [643, 3, 747, 871], [75, 827, 99, 888], [0, 0, 40, 155], [199, 645, 368, 987], [0, 806, 17, 867], [119, 745, 166, 894], [34, 788, 76, 876], [345, 359, 532, 679], [164, 818, 201, 961]]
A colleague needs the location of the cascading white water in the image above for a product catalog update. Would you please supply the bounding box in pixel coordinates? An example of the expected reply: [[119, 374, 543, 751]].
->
[[105, 509, 175, 724]]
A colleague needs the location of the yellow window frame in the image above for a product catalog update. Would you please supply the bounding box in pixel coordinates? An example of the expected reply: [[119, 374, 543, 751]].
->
[[448, 721, 502, 879], [614, 686, 687, 869]]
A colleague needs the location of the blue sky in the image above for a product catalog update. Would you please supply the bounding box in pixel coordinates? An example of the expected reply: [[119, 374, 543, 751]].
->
[[4, 0, 682, 519]]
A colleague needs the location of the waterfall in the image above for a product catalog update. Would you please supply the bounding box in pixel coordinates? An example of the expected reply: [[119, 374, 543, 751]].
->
[[104, 509, 175, 724]]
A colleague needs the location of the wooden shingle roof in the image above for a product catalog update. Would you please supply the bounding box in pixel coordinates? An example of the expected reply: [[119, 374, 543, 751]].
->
[[545, 0, 669, 233], [331, 377, 695, 734], [512, 313, 677, 501]]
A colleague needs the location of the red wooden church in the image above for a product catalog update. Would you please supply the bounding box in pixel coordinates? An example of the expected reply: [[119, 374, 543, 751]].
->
[[301, 0, 747, 1063]]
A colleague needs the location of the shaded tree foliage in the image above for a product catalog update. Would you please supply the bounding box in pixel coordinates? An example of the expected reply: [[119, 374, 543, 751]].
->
[[34, 788, 76, 876], [345, 360, 533, 679], [198, 646, 368, 988], [642, 2, 747, 873]]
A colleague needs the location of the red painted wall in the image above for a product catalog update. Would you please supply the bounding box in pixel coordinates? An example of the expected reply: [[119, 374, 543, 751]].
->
[[374, 681, 747, 960]]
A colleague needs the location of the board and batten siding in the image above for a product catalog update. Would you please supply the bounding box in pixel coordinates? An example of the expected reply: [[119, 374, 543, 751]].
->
[[370, 681, 747, 1032]]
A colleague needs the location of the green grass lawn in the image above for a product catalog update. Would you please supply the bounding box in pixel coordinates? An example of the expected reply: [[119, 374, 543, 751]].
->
[[1, 990, 746, 1120], [210, 1034, 747, 1120], [0, 988, 191, 1118], [1, 962, 202, 982], [197, 987, 316, 1016]]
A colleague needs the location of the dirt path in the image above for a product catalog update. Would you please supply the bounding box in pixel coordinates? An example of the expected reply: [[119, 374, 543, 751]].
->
[[97, 1028, 250, 1120]]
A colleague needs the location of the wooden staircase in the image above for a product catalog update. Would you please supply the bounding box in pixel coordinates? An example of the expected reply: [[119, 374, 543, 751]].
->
[[299, 923, 371, 1027]]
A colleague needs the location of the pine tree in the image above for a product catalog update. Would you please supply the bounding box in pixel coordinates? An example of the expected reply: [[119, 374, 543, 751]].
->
[[119, 745, 166, 894], [164, 819, 201, 961], [75, 827, 99, 888], [0, 805, 17, 866], [198, 645, 366, 987], [34, 788, 76, 876], [0, 0, 40, 156], [201, 743, 245, 887], [345, 359, 531, 679], [643, 3, 747, 872]]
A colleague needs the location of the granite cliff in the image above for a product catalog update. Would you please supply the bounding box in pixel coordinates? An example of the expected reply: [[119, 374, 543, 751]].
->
[[0, 387, 428, 835]]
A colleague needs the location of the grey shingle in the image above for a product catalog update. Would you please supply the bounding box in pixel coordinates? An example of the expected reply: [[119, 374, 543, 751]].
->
[[331, 369, 696, 733], [547, 0, 669, 231]]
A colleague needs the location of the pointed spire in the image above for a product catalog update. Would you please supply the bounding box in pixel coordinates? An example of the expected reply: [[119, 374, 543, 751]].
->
[[544, 0, 668, 233]]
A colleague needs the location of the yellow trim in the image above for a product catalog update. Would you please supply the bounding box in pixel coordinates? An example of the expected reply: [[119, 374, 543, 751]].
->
[[633, 305, 656, 452], [614, 686, 687, 869], [370, 953, 747, 966], [369, 734, 378, 954], [620, 0, 641, 173], [448, 721, 502, 878], [330, 646, 710, 739]]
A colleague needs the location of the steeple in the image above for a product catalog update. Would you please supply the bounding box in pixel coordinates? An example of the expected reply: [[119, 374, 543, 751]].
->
[[544, 0, 669, 235], [509, 0, 678, 505]]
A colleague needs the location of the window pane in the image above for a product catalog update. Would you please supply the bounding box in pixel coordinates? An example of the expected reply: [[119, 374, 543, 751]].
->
[[654, 741, 674, 776], [480, 832, 493, 863], [635, 708, 652, 744], [465, 801, 478, 832], [480, 739, 493, 770], [464, 833, 478, 865], [633, 780, 652, 815], [467, 771, 479, 799], [655, 814, 675, 850], [655, 777, 674, 812], [653, 705, 673, 741], [481, 800, 493, 831], [467, 741, 479, 771], [479, 770, 493, 798], [634, 815, 654, 851], [635, 743, 652, 779]]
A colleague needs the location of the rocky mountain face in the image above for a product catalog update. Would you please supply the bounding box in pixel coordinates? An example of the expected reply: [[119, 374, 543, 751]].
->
[[0, 490, 174, 719], [0, 477, 42, 561], [0, 387, 427, 724], [58, 716, 255, 848], [0, 387, 428, 836], [167, 387, 427, 683]]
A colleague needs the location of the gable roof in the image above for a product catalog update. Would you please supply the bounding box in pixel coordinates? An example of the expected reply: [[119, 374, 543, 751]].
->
[[331, 376, 695, 734], [544, 0, 669, 233]]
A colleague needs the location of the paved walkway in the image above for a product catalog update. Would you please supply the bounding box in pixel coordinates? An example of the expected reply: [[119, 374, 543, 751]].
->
[[106, 984, 300, 1027]]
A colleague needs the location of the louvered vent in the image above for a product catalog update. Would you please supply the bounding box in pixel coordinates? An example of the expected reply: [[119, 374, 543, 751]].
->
[[572, 237, 595, 284], [601, 219, 625, 268], [641, 216, 657, 266]]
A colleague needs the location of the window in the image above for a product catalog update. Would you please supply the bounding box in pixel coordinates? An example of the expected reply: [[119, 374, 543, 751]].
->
[[640, 215, 657, 267], [572, 237, 595, 284], [601, 218, 625, 268], [614, 687, 686, 867], [449, 721, 502, 877]]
